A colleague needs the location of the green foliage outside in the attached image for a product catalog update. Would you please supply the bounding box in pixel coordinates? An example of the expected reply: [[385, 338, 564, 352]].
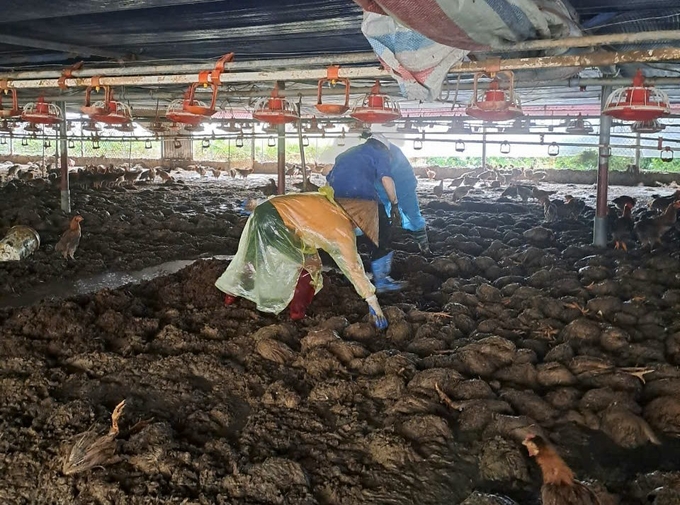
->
[[193, 138, 332, 163], [421, 148, 679, 172]]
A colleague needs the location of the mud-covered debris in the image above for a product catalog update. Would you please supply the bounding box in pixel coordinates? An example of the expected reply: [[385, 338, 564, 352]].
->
[[599, 405, 661, 449], [460, 491, 518, 505], [62, 400, 125, 475], [256, 338, 296, 364]]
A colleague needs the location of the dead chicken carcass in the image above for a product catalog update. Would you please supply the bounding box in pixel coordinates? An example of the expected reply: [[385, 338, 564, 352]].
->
[[62, 400, 126, 475]]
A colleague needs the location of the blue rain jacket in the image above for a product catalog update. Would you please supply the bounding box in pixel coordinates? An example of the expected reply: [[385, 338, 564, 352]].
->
[[327, 142, 392, 201], [376, 144, 426, 232]]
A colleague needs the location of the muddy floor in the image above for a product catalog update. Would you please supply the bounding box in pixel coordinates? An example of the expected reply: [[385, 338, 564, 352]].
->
[[1, 173, 680, 504]]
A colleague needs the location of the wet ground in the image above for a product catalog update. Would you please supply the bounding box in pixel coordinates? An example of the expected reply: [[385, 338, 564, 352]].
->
[[1, 172, 680, 504]]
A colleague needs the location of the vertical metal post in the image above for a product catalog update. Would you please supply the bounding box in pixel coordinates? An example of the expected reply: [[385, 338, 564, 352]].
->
[[593, 86, 612, 247], [481, 125, 487, 169], [296, 98, 307, 191], [634, 132, 641, 175], [276, 81, 286, 195], [250, 132, 255, 167], [227, 137, 231, 172], [58, 101, 71, 213]]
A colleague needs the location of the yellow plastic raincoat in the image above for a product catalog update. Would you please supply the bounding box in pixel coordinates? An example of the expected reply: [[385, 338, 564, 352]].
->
[[215, 190, 375, 314]]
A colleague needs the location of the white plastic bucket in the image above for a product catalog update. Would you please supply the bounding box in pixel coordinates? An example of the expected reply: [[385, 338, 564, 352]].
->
[[0, 225, 41, 261]]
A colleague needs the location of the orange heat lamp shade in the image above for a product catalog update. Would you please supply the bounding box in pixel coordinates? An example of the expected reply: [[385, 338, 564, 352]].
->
[[603, 70, 670, 122], [466, 72, 523, 122], [252, 84, 300, 125], [22, 97, 62, 125], [350, 81, 401, 124]]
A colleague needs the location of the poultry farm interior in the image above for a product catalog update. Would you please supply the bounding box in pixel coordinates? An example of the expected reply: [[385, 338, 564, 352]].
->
[[1, 1, 680, 504]]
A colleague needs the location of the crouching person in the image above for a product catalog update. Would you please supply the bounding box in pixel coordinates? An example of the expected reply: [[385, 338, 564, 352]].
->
[[215, 188, 388, 329]]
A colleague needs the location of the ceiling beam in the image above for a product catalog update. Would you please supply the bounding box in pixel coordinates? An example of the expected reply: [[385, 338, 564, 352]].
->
[[5, 47, 680, 89], [489, 30, 680, 53], [0, 52, 379, 80], [0, 34, 131, 61]]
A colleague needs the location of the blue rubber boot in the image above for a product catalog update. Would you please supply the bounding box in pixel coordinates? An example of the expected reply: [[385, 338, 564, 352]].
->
[[371, 252, 407, 293]]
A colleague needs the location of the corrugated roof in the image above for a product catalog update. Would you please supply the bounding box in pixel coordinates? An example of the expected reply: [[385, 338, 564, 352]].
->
[[0, 0, 679, 69]]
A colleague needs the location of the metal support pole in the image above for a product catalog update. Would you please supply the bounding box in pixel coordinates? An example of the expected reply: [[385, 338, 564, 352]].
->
[[277, 82, 286, 195], [634, 132, 642, 176], [250, 134, 255, 168], [593, 86, 612, 247], [481, 126, 487, 169], [57, 101, 70, 213], [297, 98, 307, 192]]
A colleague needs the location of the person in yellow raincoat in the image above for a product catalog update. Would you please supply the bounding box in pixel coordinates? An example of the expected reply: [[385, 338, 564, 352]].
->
[[215, 188, 389, 329]]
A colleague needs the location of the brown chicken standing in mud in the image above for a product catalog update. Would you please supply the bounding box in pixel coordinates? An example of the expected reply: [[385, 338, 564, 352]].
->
[[55, 215, 83, 260], [523, 434, 602, 505], [634, 201, 680, 249]]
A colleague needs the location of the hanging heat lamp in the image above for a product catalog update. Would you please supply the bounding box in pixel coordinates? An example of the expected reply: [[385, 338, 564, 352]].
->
[[304, 117, 324, 134], [166, 81, 219, 126], [660, 146, 674, 162], [548, 142, 560, 157], [466, 71, 523, 122], [82, 120, 101, 133], [397, 119, 420, 134], [631, 120, 665, 134], [350, 81, 401, 124], [148, 121, 168, 134], [455, 140, 466, 153], [603, 70, 670, 121], [0, 136, 6, 146], [235, 134, 244, 148], [22, 97, 62, 125], [316, 66, 350, 115], [564, 113, 594, 134], [413, 132, 424, 151], [500, 140, 511, 154], [347, 121, 368, 134], [21, 137, 28, 147], [173, 138, 182, 149], [447, 119, 471, 135], [219, 120, 242, 133], [0, 89, 21, 119], [0, 120, 14, 133], [92, 136, 100, 150], [202, 138, 210, 149], [338, 128, 346, 146], [144, 139, 152, 150], [68, 139, 75, 149], [117, 122, 135, 133], [302, 135, 310, 147], [43, 139, 51, 148], [252, 83, 299, 125], [267, 136, 276, 147]]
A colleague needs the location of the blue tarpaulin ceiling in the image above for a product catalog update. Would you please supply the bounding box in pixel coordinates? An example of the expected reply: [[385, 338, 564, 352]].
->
[[0, 0, 679, 69]]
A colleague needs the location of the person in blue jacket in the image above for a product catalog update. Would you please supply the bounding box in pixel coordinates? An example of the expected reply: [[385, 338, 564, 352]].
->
[[326, 133, 406, 293], [375, 141, 430, 255]]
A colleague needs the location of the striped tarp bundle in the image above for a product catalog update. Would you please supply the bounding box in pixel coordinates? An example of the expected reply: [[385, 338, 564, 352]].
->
[[355, 0, 580, 100]]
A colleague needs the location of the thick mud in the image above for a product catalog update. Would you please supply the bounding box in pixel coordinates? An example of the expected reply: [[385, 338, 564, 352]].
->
[[1, 172, 680, 504]]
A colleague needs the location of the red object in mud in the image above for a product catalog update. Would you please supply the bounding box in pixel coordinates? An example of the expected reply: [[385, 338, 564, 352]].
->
[[289, 270, 315, 321], [224, 294, 238, 306]]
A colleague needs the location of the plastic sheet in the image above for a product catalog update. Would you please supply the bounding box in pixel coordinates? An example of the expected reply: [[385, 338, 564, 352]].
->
[[355, 0, 580, 100], [215, 193, 375, 315]]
